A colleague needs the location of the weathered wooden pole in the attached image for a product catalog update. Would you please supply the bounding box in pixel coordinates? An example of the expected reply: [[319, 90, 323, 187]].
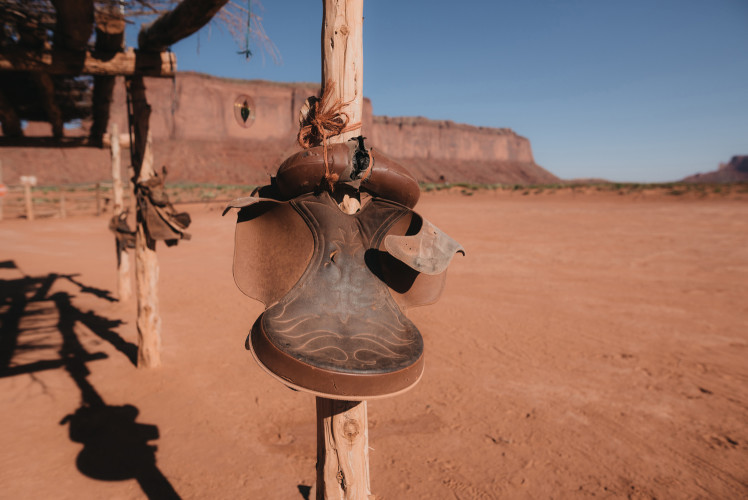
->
[[127, 165, 136, 217], [89, 5, 125, 146], [321, 0, 364, 144], [21, 175, 37, 221], [316, 398, 371, 500], [111, 122, 132, 301], [315, 2, 371, 499], [59, 191, 67, 218], [0, 160, 4, 221], [95, 182, 102, 216], [127, 76, 162, 368]]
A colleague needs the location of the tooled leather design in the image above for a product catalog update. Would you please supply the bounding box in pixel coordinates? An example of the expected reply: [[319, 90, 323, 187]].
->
[[260, 193, 423, 374]]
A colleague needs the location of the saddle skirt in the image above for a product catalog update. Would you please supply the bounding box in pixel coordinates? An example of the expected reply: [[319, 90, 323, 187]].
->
[[226, 191, 463, 399]]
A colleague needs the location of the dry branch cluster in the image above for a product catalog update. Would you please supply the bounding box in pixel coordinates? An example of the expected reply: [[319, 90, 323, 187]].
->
[[0, 0, 276, 143]]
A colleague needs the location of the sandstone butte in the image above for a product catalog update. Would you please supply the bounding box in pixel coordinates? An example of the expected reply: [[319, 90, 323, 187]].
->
[[0, 72, 559, 186], [682, 155, 748, 183]]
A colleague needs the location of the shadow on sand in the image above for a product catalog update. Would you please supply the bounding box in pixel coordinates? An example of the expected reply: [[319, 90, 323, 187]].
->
[[0, 262, 180, 499]]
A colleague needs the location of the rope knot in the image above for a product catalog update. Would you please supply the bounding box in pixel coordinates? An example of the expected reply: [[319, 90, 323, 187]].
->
[[297, 80, 361, 191]]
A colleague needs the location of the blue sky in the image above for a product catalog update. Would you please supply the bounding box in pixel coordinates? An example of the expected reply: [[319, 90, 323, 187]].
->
[[135, 0, 747, 182]]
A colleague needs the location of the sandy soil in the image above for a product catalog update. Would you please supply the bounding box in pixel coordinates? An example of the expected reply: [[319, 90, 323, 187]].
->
[[1, 190, 747, 499]]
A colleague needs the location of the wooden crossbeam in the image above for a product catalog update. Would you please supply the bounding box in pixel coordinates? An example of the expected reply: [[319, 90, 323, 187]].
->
[[0, 48, 176, 77], [138, 0, 229, 51]]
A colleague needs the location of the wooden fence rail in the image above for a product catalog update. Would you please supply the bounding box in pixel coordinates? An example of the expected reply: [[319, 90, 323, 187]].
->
[[0, 182, 128, 219], [0, 182, 259, 220]]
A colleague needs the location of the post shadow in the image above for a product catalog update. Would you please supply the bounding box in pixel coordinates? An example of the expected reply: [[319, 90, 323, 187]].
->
[[52, 287, 137, 366], [62, 274, 119, 303], [297, 484, 312, 499], [0, 267, 181, 499], [0, 265, 58, 374], [51, 290, 181, 500], [1, 272, 137, 372]]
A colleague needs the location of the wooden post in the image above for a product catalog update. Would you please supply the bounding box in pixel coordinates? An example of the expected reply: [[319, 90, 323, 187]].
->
[[21, 175, 37, 221], [111, 124, 123, 212], [50, 0, 95, 52], [0, 160, 4, 221], [316, 399, 372, 500], [127, 165, 136, 217], [321, 0, 365, 144], [89, 6, 125, 146], [127, 76, 162, 368], [59, 191, 67, 218], [111, 123, 132, 301], [135, 202, 161, 367], [95, 182, 102, 216], [32, 73, 64, 138], [0, 86, 23, 138], [24, 182, 33, 221], [316, 2, 370, 499]]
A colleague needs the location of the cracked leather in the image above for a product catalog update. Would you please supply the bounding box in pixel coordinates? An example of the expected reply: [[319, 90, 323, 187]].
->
[[263, 192, 423, 370], [275, 143, 421, 208]]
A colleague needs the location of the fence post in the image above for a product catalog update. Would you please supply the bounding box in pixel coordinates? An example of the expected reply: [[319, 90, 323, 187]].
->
[[0, 160, 4, 221], [59, 190, 67, 218], [21, 175, 37, 221], [96, 182, 102, 216]]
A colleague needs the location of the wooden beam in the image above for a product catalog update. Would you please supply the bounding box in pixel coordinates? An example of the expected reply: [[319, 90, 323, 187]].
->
[[316, 2, 370, 499], [89, 7, 125, 146], [21, 176, 37, 222], [0, 161, 4, 221], [126, 75, 162, 368], [89, 76, 116, 145], [0, 48, 176, 77], [0, 88, 23, 137], [110, 122, 132, 302], [31, 72, 64, 138], [110, 124, 124, 214], [138, 0, 229, 51], [50, 0, 95, 52], [321, 0, 365, 144], [128, 76, 152, 173], [59, 191, 67, 218]]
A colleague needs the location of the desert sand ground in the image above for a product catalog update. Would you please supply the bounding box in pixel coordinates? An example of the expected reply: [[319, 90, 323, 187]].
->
[[1, 189, 747, 499]]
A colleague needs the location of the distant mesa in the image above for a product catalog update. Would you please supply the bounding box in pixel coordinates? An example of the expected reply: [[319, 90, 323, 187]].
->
[[682, 156, 748, 183], [0, 72, 558, 186]]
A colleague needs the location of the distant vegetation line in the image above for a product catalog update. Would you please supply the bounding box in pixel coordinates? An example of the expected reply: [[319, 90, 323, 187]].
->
[[3, 180, 747, 194], [2, 180, 746, 220]]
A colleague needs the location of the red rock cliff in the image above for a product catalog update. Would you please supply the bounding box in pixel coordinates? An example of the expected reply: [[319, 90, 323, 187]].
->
[[1, 72, 557, 185], [682, 156, 748, 183]]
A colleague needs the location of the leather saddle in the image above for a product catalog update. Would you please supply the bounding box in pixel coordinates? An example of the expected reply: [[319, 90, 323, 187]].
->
[[226, 140, 463, 399], [137, 167, 191, 246]]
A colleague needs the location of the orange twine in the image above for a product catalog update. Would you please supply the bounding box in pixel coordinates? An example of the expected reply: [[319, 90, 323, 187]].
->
[[297, 80, 361, 190]]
